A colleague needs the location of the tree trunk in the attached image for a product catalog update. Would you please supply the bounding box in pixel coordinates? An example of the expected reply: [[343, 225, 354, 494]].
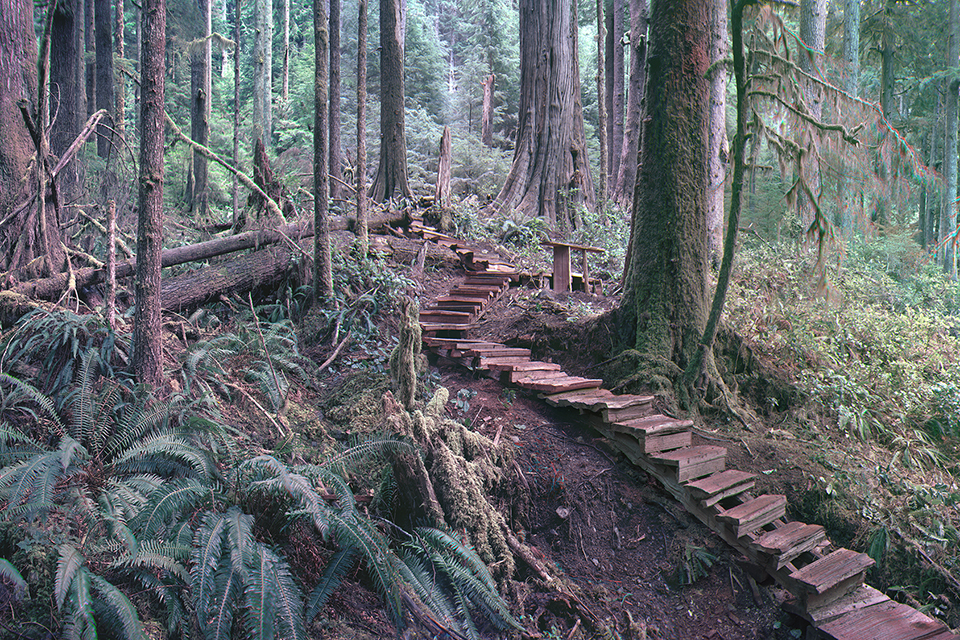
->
[[189, 0, 211, 218], [356, 0, 369, 252], [85, 0, 95, 119], [233, 0, 241, 228], [612, 0, 646, 210], [605, 0, 624, 193], [51, 0, 83, 200], [618, 0, 710, 374], [253, 0, 272, 144], [943, 0, 959, 279], [314, 0, 332, 298], [132, 0, 165, 388], [281, 0, 289, 101], [706, 0, 727, 262], [798, 0, 825, 229], [843, 0, 859, 96], [595, 0, 607, 208], [94, 0, 114, 157], [369, 0, 411, 202], [0, 0, 63, 281], [435, 126, 452, 208], [329, 0, 343, 200], [481, 73, 495, 147], [490, 0, 596, 227], [114, 0, 125, 144]]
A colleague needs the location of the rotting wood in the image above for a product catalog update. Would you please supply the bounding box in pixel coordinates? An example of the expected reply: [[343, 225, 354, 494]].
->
[[715, 494, 787, 538]]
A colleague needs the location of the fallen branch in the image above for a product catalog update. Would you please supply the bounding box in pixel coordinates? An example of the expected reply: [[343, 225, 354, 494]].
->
[[318, 331, 352, 373]]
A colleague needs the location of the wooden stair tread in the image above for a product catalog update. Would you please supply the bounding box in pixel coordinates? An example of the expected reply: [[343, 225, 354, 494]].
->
[[486, 360, 562, 372], [422, 337, 490, 347], [686, 469, 757, 500], [541, 388, 618, 408], [514, 371, 569, 384], [651, 445, 726, 466], [434, 294, 495, 303], [465, 347, 531, 357], [420, 322, 472, 332], [593, 394, 655, 410], [818, 599, 950, 640], [787, 585, 889, 625], [752, 522, 826, 567], [514, 376, 604, 393], [790, 548, 874, 595], [426, 302, 484, 312], [614, 415, 694, 437], [477, 356, 534, 368], [715, 494, 786, 538]]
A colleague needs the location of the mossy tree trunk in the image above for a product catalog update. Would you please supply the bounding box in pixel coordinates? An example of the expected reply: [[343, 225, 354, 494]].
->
[[617, 0, 710, 401]]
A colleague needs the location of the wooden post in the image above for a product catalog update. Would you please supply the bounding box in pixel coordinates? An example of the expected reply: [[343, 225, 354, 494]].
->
[[553, 244, 571, 292], [581, 249, 590, 293], [435, 126, 451, 208]]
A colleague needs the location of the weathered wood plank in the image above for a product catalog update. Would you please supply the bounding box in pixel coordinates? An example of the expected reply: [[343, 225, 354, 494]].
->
[[541, 388, 617, 407], [790, 549, 874, 595], [615, 415, 694, 436], [784, 585, 889, 625], [752, 522, 826, 570], [596, 394, 655, 410], [514, 376, 603, 393], [465, 347, 532, 358], [818, 599, 949, 640], [715, 495, 786, 538], [649, 445, 727, 483], [486, 360, 562, 373], [686, 469, 757, 507], [510, 370, 568, 384]]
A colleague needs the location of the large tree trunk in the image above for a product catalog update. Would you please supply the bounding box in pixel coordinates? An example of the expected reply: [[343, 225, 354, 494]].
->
[[50, 0, 83, 200], [843, 0, 859, 96], [595, 0, 607, 208], [612, 0, 646, 209], [85, 0, 95, 118], [943, 0, 959, 279], [434, 126, 452, 208], [490, 0, 595, 228], [329, 0, 343, 200], [132, 0, 166, 387], [356, 0, 369, 252], [369, 0, 411, 202], [232, 0, 241, 227], [253, 0, 272, 144], [314, 0, 332, 297], [605, 0, 624, 193], [798, 0, 825, 229], [618, 0, 710, 374], [0, 0, 62, 280], [481, 73, 495, 147], [281, 0, 289, 101], [188, 0, 211, 218], [706, 0, 728, 262], [94, 0, 114, 157], [114, 0, 125, 144]]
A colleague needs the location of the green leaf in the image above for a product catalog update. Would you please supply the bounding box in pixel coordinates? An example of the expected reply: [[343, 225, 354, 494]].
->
[[56, 544, 85, 610], [306, 547, 357, 621], [0, 558, 27, 597]]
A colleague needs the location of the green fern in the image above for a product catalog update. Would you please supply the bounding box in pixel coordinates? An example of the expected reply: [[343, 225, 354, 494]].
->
[[0, 558, 27, 598], [305, 547, 357, 620]]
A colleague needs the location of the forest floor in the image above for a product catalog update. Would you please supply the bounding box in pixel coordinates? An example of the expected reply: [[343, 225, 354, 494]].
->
[[276, 231, 852, 639]]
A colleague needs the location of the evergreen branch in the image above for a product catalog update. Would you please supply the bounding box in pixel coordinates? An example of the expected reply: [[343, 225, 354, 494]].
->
[[306, 547, 357, 620]]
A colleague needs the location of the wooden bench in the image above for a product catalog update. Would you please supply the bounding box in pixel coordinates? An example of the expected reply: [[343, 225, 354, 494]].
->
[[541, 240, 604, 293]]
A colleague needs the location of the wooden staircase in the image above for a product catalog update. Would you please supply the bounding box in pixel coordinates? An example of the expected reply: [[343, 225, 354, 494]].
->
[[410, 225, 957, 640]]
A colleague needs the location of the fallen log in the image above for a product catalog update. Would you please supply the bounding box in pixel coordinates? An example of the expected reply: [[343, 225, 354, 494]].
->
[[160, 244, 296, 313], [10, 211, 407, 301]]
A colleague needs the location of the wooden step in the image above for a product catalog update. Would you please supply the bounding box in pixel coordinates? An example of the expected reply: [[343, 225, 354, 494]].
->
[[611, 415, 694, 454], [422, 337, 491, 348], [463, 274, 512, 285], [434, 294, 494, 304], [451, 284, 502, 294], [419, 311, 474, 324], [784, 585, 888, 625], [509, 369, 567, 384], [597, 394, 655, 411], [789, 548, 874, 611], [685, 469, 757, 507], [485, 360, 562, 373], [817, 598, 951, 640], [425, 301, 484, 313], [603, 402, 655, 423], [464, 347, 531, 358], [514, 376, 603, 394], [751, 522, 826, 570], [715, 494, 786, 538], [420, 322, 471, 333], [477, 355, 533, 369], [651, 445, 726, 483], [541, 388, 617, 408]]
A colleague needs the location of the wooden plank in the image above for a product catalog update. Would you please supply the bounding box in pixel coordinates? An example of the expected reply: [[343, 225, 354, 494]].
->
[[486, 360, 562, 373], [419, 312, 474, 324], [818, 599, 949, 640], [477, 356, 534, 369], [595, 394, 655, 411], [783, 586, 889, 625], [515, 376, 603, 393], [715, 495, 786, 538], [752, 522, 826, 570], [420, 322, 471, 333], [615, 415, 694, 436], [553, 244, 571, 292], [603, 403, 655, 423], [434, 294, 494, 303], [790, 549, 874, 596], [634, 430, 692, 454], [687, 469, 757, 500], [541, 388, 618, 409], [422, 337, 489, 347], [464, 347, 532, 358], [509, 369, 567, 384], [425, 301, 484, 313], [651, 445, 727, 483]]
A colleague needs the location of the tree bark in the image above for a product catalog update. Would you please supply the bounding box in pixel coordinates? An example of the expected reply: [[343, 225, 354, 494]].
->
[[189, 0, 211, 218], [612, 0, 646, 210], [490, 0, 596, 227], [85, 0, 95, 119], [50, 0, 83, 200], [253, 0, 272, 144], [843, 0, 859, 96], [314, 0, 333, 298], [329, 0, 343, 200], [281, 0, 289, 102], [943, 0, 959, 279], [369, 0, 411, 202], [798, 0, 825, 229], [356, 0, 369, 252], [132, 0, 165, 387], [706, 0, 728, 262], [481, 73, 495, 147], [94, 0, 114, 157], [233, 0, 241, 228], [605, 0, 624, 192], [595, 0, 607, 208], [618, 0, 710, 374], [434, 126, 452, 208], [114, 0, 125, 144]]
